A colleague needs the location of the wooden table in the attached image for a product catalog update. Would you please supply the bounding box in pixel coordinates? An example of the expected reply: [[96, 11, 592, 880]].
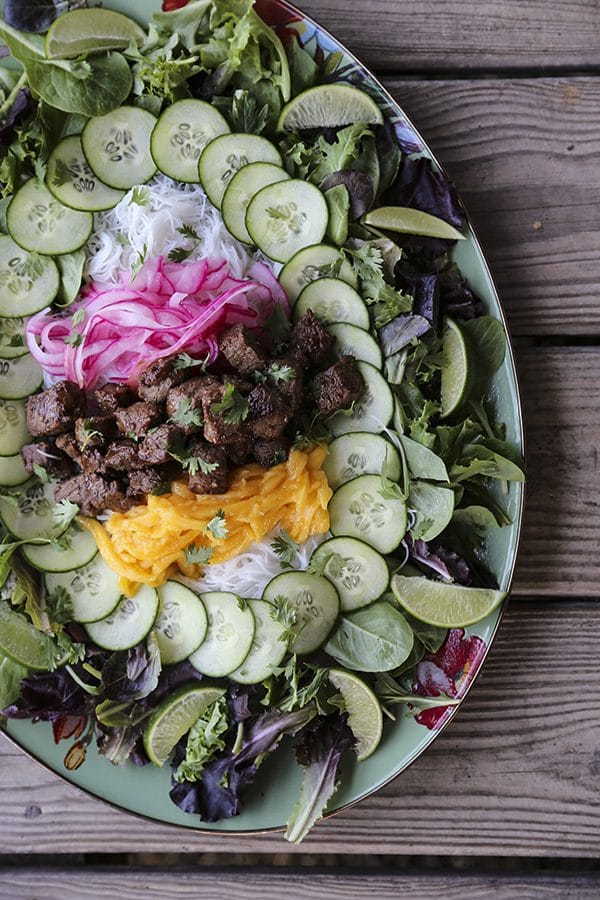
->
[[2, 2, 600, 897]]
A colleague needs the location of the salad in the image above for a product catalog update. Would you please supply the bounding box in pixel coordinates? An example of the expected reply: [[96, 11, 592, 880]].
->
[[0, 0, 524, 841]]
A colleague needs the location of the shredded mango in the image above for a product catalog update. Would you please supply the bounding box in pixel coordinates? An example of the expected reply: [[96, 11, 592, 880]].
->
[[80, 447, 331, 596]]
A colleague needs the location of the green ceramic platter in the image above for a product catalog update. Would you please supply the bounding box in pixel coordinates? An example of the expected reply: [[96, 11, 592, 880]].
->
[[1, 0, 524, 834]]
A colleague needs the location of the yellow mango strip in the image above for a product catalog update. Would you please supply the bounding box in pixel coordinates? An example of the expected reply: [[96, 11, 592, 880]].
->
[[79, 447, 331, 593]]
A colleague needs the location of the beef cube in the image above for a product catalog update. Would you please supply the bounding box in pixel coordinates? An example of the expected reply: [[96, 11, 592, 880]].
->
[[55, 432, 83, 468], [268, 354, 304, 413], [21, 441, 75, 480], [201, 383, 246, 446], [186, 440, 228, 494], [291, 310, 334, 365], [223, 374, 254, 395], [78, 448, 110, 476], [104, 439, 142, 471], [226, 436, 254, 466], [248, 385, 291, 440], [115, 402, 162, 438], [313, 356, 365, 415], [166, 376, 218, 434], [81, 473, 129, 513], [137, 358, 186, 403], [219, 323, 266, 375], [138, 424, 183, 466], [94, 383, 135, 414], [127, 468, 167, 502], [74, 416, 116, 451], [54, 475, 86, 511], [254, 438, 289, 468], [26, 381, 86, 437]]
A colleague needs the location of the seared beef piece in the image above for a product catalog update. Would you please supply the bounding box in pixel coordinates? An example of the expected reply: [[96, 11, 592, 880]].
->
[[55, 476, 86, 510], [201, 383, 246, 446], [291, 310, 334, 366], [166, 376, 218, 434], [94, 383, 135, 414], [127, 468, 166, 501], [78, 448, 110, 476], [313, 356, 364, 415], [219, 323, 266, 375], [269, 353, 305, 413], [138, 423, 182, 466], [254, 438, 289, 468], [55, 432, 83, 468], [224, 374, 254, 395], [26, 381, 86, 437], [248, 384, 291, 440], [74, 416, 116, 451], [115, 401, 162, 438], [137, 358, 186, 404], [186, 440, 227, 494], [54, 473, 128, 516], [104, 439, 142, 471], [226, 436, 254, 466], [21, 441, 75, 480]]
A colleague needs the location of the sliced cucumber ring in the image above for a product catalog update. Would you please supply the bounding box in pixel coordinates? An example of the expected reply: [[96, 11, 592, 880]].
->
[[327, 323, 382, 368], [0, 399, 29, 457], [151, 99, 230, 183], [310, 536, 390, 612], [329, 361, 394, 436], [0, 237, 59, 318], [0, 452, 28, 488], [229, 598, 289, 684], [221, 162, 290, 244], [329, 474, 408, 554], [199, 133, 283, 209], [246, 179, 329, 264], [7, 179, 93, 256], [46, 555, 122, 623], [324, 432, 401, 490], [82, 106, 158, 191], [188, 591, 255, 677], [154, 580, 208, 665], [262, 572, 340, 655], [0, 354, 43, 400], [0, 480, 69, 542], [293, 277, 369, 329], [279, 244, 357, 304], [85, 584, 159, 649], [0, 316, 28, 359], [47, 135, 125, 212], [25, 526, 97, 574]]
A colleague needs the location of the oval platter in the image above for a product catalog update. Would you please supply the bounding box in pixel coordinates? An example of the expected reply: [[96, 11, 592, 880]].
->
[[1, 0, 525, 835]]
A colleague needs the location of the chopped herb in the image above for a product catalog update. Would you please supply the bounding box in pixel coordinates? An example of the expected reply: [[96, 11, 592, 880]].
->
[[71, 309, 85, 327], [32, 463, 50, 484], [184, 544, 214, 566], [51, 158, 73, 189], [52, 498, 79, 530], [210, 382, 249, 425], [271, 529, 300, 569], [168, 435, 219, 476], [65, 331, 83, 347], [177, 224, 199, 240], [168, 245, 194, 263], [130, 243, 148, 281], [151, 482, 172, 496], [129, 186, 150, 206], [79, 419, 104, 452], [170, 397, 204, 428], [206, 509, 228, 540], [174, 352, 209, 372], [267, 362, 295, 384], [263, 304, 292, 351], [126, 431, 142, 443], [270, 594, 298, 645]]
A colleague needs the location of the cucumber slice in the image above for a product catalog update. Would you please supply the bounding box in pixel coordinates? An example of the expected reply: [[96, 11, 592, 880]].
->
[[0, 452, 28, 487], [82, 106, 158, 191], [197, 133, 283, 210], [0, 399, 29, 457], [0, 316, 28, 359], [188, 591, 255, 677], [310, 536, 389, 612], [221, 162, 290, 244], [293, 278, 369, 329], [151, 99, 230, 184], [47, 135, 125, 212], [25, 526, 97, 573], [324, 433, 401, 490], [154, 581, 208, 665], [229, 598, 289, 684], [329, 474, 408, 554], [85, 584, 159, 649], [327, 323, 383, 368], [246, 179, 329, 264], [7, 180, 93, 256], [408, 480, 455, 541], [0, 354, 43, 400], [279, 244, 357, 304], [46, 555, 122, 624], [262, 572, 340, 656], [329, 361, 394, 436], [0, 480, 68, 542], [0, 237, 59, 317]]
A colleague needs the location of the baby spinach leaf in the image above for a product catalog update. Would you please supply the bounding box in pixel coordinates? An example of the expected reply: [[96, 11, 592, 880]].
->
[[325, 601, 414, 672], [324, 183, 349, 245], [24, 52, 133, 117], [0, 651, 28, 709], [462, 315, 507, 396], [287, 34, 318, 96]]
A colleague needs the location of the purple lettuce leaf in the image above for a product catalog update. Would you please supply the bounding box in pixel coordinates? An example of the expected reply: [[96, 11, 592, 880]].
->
[[320, 170, 374, 220], [1, 669, 88, 722], [396, 272, 439, 326], [3, 0, 86, 33], [384, 156, 465, 229], [0, 88, 32, 145], [379, 313, 431, 356], [407, 537, 473, 585], [102, 635, 161, 702]]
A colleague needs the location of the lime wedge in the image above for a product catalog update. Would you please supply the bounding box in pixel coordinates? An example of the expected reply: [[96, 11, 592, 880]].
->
[[0, 601, 63, 671], [391, 574, 506, 628], [440, 317, 470, 418], [45, 9, 146, 59], [328, 668, 383, 761], [144, 685, 225, 767], [277, 84, 383, 131], [364, 206, 465, 241]]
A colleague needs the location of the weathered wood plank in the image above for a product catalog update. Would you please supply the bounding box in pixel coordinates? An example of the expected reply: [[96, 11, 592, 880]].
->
[[381, 78, 600, 337], [296, 1, 600, 72], [1, 600, 599, 857], [1, 868, 598, 899]]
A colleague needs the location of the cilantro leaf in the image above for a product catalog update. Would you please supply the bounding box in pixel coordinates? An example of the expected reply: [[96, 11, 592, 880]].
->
[[210, 383, 249, 426], [270, 594, 298, 645], [174, 352, 209, 372], [168, 246, 194, 263], [170, 398, 204, 429], [206, 509, 228, 540], [184, 544, 214, 566], [130, 186, 150, 207], [177, 224, 199, 240], [214, 89, 269, 135], [267, 362, 295, 384], [270, 529, 299, 569], [52, 498, 79, 530], [32, 463, 51, 484]]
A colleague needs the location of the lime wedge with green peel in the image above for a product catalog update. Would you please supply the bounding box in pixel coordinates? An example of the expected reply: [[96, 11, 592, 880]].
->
[[440, 317, 470, 418], [45, 9, 146, 59], [0, 601, 63, 671], [144, 685, 226, 767], [364, 206, 466, 241], [277, 84, 384, 131], [391, 574, 506, 628], [328, 668, 383, 761]]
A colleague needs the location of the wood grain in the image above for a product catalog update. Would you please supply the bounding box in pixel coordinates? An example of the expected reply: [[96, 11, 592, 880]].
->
[[2, 600, 600, 857], [1, 868, 598, 899], [381, 78, 600, 337], [294, 2, 600, 73]]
